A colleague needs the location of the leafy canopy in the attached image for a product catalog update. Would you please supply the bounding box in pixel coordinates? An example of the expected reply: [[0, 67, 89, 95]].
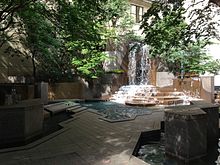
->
[[141, 0, 220, 76]]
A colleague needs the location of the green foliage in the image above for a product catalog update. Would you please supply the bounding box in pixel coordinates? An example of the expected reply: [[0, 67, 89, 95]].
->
[[106, 69, 124, 74], [1, 0, 139, 82], [103, 0, 130, 26], [101, 0, 140, 51], [56, 0, 134, 80], [0, 0, 35, 31], [167, 42, 220, 76], [70, 41, 108, 79], [0, 0, 35, 46], [141, 0, 220, 76], [55, 0, 109, 80], [18, 2, 62, 80], [141, 0, 188, 58]]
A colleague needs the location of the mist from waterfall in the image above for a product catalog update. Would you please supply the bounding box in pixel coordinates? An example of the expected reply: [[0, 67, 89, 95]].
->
[[128, 43, 150, 85]]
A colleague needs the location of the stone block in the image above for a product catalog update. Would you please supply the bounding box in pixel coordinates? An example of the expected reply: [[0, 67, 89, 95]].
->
[[0, 99, 43, 147], [165, 107, 207, 161], [37, 82, 48, 104], [200, 76, 214, 103], [156, 72, 174, 88], [191, 100, 219, 145]]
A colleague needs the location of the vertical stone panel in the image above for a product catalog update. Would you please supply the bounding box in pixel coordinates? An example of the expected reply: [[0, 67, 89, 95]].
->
[[165, 107, 207, 161], [200, 76, 214, 103], [191, 100, 219, 145]]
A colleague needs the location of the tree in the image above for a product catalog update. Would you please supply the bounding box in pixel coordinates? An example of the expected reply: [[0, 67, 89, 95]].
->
[[1, 0, 135, 83], [167, 41, 220, 76], [54, 0, 108, 81], [209, 0, 220, 6], [0, 0, 36, 31], [18, 1, 63, 82], [141, 0, 220, 80], [103, 0, 137, 51], [0, 0, 36, 46], [55, 0, 134, 82]]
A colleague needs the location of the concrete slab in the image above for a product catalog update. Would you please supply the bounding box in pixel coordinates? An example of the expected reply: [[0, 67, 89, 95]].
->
[[66, 106, 88, 113], [44, 102, 78, 115]]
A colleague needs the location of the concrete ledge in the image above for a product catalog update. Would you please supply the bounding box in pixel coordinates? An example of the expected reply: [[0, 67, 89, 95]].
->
[[0, 99, 43, 148], [191, 100, 219, 145], [165, 107, 207, 161]]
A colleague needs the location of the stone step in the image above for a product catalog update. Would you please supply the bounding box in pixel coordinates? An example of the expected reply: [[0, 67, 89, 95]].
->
[[159, 99, 183, 105], [44, 102, 78, 115], [155, 96, 181, 100], [66, 105, 82, 111], [66, 106, 88, 113], [156, 92, 184, 96]]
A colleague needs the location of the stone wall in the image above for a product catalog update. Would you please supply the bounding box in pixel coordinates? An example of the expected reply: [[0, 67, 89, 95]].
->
[[48, 82, 85, 100], [156, 72, 174, 88], [48, 73, 128, 100], [173, 77, 200, 93], [155, 73, 215, 104], [200, 76, 214, 103], [0, 41, 33, 83], [0, 84, 35, 105], [165, 106, 207, 161]]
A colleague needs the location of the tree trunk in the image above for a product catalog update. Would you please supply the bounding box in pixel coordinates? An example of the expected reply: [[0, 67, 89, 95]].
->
[[32, 52, 37, 98], [32, 55, 36, 81], [150, 59, 157, 86]]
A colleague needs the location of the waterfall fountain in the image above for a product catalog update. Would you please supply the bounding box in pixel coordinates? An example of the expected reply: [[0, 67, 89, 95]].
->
[[110, 43, 159, 105], [127, 43, 150, 85], [110, 43, 187, 106]]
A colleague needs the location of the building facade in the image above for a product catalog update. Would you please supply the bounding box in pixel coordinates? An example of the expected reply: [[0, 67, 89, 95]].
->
[[129, 0, 152, 35]]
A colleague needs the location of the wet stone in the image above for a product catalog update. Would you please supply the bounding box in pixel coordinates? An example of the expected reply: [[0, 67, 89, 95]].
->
[[165, 107, 207, 161]]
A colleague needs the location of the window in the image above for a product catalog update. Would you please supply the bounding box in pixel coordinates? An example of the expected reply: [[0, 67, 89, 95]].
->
[[130, 4, 144, 23]]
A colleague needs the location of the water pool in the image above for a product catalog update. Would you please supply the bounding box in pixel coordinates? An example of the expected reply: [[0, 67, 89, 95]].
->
[[135, 131, 218, 165], [78, 101, 154, 122]]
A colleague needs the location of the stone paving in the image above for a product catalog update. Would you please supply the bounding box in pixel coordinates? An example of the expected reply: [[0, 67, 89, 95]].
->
[[0, 108, 164, 165]]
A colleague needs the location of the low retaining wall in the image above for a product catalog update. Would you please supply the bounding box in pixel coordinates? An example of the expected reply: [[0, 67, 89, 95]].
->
[[48, 74, 127, 100], [48, 82, 85, 100], [0, 99, 43, 147]]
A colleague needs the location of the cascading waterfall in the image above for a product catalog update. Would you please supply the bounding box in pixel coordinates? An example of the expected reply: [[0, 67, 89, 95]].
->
[[111, 43, 154, 104], [128, 43, 150, 85], [127, 44, 137, 85], [110, 43, 188, 106], [140, 45, 150, 85]]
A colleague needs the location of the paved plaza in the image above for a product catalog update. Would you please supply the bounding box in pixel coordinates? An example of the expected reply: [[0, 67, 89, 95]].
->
[[0, 107, 164, 165]]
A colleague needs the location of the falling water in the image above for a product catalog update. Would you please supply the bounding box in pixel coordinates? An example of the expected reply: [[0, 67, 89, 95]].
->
[[140, 45, 150, 85], [128, 43, 150, 85], [128, 44, 137, 85], [111, 43, 155, 104]]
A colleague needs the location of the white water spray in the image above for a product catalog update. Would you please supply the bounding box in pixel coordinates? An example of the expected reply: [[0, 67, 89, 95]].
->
[[128, 43, 150, 85], [111, 44, 154, 104]]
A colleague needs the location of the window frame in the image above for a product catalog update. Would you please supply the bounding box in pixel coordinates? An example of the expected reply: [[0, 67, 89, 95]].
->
[[130, 4, 144, 23]]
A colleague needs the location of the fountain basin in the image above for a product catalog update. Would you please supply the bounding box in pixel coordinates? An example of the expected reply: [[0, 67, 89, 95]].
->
[[133, 129, 218, 165], [77, 101, 157, 122], [125, 100, 157, 106], [110, 84, 188, 106]]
